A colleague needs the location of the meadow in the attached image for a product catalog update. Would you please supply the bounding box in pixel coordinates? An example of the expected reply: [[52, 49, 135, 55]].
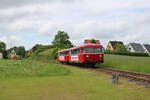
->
[[99, 54, 150, 74], [0, 60, 70, 79], [0, 59, 150, 100]]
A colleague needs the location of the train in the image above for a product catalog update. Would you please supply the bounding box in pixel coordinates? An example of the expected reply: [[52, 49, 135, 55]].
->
[[57, 40, 104, 67]]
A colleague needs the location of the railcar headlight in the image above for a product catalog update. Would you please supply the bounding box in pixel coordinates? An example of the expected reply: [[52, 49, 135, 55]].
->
[[86, 55, 89, 58], [99, 55, 102, 58]]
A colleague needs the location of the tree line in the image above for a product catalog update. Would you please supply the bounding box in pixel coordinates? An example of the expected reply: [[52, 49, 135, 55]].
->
[[0, 31, 73, 59], [1, 30, 146, 59], [0, 41, 26, 59]]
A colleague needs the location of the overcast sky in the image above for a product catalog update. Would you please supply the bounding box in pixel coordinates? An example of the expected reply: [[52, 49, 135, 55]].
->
[[0, 0, 150, 49]]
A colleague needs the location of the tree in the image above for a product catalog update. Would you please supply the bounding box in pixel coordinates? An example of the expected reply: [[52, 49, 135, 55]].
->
[[52, 31, 73, 48], [0, 41, 6, 52], [2, 50, 8, 59], [0, 42, 7, 59], [114, 43, 127, 53], [26, 50, 32, 58], [16, 46, 26, 58]]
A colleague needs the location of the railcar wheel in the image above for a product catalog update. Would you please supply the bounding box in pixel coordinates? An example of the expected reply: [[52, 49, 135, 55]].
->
[[91, 63, 96, 67], [66, 62, 69, 65], [60, 62, 64, 64]]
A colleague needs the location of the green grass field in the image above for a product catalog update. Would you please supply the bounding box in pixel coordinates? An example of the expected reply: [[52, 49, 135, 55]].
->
[[99, 54, 150, 74], [0, 60, 70, 79], [0, 59, 150, 100]]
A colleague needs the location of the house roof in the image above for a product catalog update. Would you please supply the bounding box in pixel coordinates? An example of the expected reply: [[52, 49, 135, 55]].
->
[[109, 41, 124, 49], [129, 43, 145, 52], [144, 44, 150, 53]]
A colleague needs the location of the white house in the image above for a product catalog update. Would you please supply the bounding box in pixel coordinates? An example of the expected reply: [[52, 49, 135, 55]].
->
[[0, 53, 3, 59], [127, 43, 145, 53], [10, 50, 18, 59], [143, 44, 150, 55]]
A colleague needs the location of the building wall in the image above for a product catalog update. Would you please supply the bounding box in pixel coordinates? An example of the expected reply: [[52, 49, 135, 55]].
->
[[0, 53, 3, 59], [106, 42, 114, 51], [142, 45, 150, 54], [127, 45, 135, 52]]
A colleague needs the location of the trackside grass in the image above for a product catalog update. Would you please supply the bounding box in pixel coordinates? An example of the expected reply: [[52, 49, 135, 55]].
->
[[99, 54, 150, 74], [0, 60, 70, 79], [0, 60, 150, 100]]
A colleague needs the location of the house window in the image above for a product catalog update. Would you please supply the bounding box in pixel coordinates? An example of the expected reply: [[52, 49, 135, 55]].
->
[[129, 48, 131, 51]]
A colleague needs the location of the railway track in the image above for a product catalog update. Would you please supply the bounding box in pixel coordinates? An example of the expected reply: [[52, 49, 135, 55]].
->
[[58, 63, 150, 85], [98, 67, 150, 84]]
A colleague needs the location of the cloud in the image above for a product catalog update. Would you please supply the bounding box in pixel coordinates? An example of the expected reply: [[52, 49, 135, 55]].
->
[[0, 35, 20, 48], [0, 0, 150, 49], [0, 0, 77, 8]]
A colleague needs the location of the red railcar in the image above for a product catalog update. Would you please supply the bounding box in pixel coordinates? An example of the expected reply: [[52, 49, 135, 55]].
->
[[57, 44, 104, 66]]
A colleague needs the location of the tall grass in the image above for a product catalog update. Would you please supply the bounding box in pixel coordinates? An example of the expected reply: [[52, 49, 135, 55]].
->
[[0, 60, 71, 79]]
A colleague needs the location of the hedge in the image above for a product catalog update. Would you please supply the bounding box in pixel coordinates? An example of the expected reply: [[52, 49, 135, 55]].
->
[[104, 51, 149, 57]]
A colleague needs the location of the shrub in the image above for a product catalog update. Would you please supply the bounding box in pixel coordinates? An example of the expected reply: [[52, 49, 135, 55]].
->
[[114, 43, 127, 53], [104, 50, 149, 57]]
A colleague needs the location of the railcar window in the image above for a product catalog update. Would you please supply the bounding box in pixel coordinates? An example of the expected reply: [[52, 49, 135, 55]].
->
[[60, 52, 65, 56], [102, 47, 105, 53], [81, 48, 86, 53], [76, 49, 80, 54], [71, 50, 74, 54], [65, 51, 69, 55], [71, 49, 80, 54], [86, 47, 93, 53], [83, 47, 102, 53], [94, 47, 102, 53], [59, 52, 62, 56]]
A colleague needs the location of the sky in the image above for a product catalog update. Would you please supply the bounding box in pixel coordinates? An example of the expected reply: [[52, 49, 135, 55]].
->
[[0, 0, 150, 50]]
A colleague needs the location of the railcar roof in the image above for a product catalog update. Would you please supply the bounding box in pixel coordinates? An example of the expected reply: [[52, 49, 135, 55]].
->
[[59, 44, 103, 52]]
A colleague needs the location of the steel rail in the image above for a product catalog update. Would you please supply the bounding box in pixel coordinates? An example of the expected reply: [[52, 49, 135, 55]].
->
[[99, 68, 150, 83]]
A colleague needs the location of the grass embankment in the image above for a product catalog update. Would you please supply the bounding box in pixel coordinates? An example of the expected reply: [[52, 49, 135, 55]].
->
[[99, 54, 150, 74], [0, 60, 150, 100], [30, 47, 60, 63]]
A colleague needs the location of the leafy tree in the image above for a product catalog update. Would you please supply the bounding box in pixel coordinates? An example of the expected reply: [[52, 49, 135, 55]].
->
[[0, 41, 6, 52], [114, 43, 127, 53], [0, 42, 7, 59], [52, 31, 73, 48], [26, 50, 32, 58], [16, 46, 26, 58], [2, 50, 8, 59]]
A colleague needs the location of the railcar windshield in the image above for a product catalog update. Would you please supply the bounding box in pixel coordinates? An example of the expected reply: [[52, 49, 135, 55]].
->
[[82, 47, 103, 54]]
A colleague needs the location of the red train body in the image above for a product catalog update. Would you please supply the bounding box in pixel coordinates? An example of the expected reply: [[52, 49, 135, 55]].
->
[[57, 43, 104, 66]]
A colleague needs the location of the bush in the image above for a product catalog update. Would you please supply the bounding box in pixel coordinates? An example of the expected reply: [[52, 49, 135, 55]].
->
[[104, 50, 149, 57], [114, 43, 127, 53]]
